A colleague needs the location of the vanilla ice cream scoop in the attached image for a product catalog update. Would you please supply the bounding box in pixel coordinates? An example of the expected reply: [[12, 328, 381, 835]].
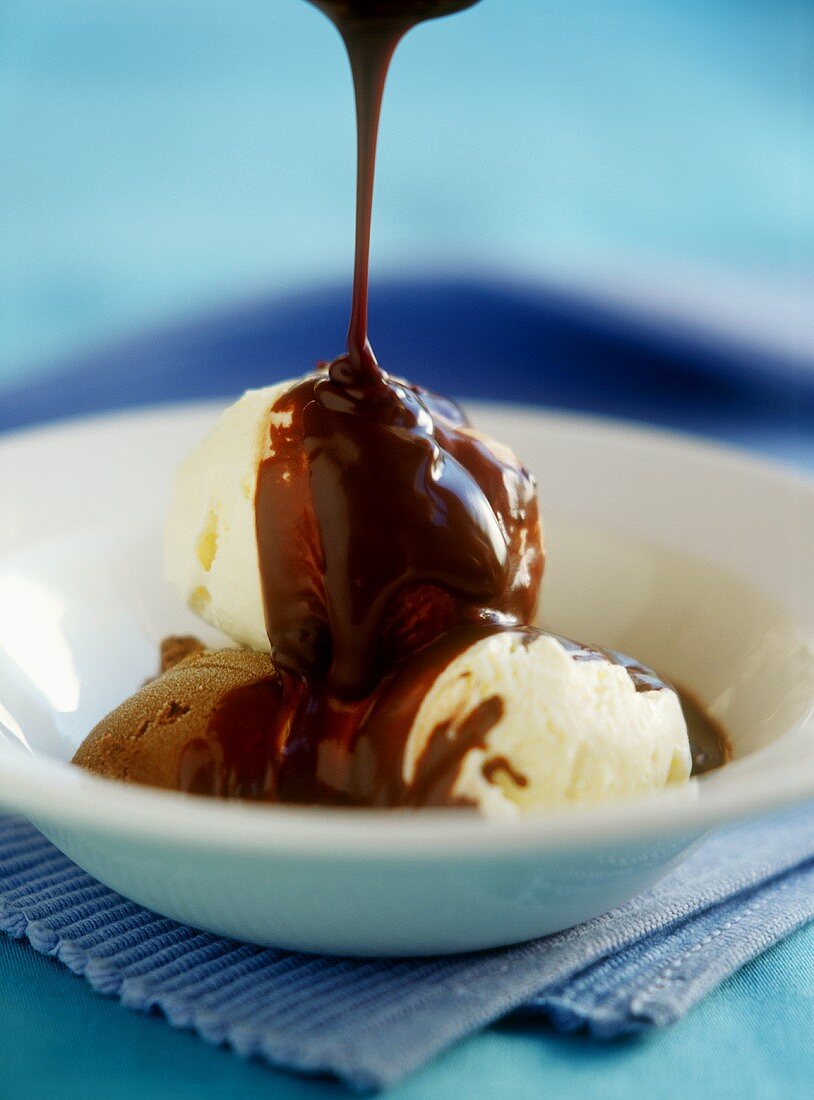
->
[[348, 628, 692, 816], [164, 384, 287, 651]]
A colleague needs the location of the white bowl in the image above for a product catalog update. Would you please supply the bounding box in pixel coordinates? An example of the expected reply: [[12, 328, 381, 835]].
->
[[0, 403, 812, 956]]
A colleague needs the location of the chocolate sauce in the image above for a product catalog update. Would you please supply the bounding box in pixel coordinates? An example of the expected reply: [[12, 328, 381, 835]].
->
[[178, 668, 304, 800], [482, 756, 529, 789], [173, 625, 506, 806], [166, 0, 731, 809], [677, 685, 732, 776], [410, 695, 504, 806], [329, 623, 505, 805], [254, 376, 541, 694], [236, 0, 546, 807], [560, 638, 666, 693], [308, 0, 481, 383]]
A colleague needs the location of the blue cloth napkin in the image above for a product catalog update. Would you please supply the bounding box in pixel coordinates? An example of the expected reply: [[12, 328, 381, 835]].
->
[[2, 807, 813, 1092]]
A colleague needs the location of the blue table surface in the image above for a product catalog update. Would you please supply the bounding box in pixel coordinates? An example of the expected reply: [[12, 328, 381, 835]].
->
[[3, 924, 814, 1100]]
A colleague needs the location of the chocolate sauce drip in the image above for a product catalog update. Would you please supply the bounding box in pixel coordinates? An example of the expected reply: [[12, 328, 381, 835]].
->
[[561, 638, 665, 693], [677, 684, 732, 775], [172, 625, 506, 806], [409, 695, 504, 806], [329, 623, 504, 805], [482, 755, 529, 789], [308, 0, 480, 384], [177, 667, 305, 800], [252, 374, 540, 798]]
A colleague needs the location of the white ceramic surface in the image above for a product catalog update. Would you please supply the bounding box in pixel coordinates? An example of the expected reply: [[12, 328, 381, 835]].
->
[[0, 403, 813, 955]]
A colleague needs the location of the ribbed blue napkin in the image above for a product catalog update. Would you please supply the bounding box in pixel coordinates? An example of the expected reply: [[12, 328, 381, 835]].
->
[[2, 806, 814, 1091]]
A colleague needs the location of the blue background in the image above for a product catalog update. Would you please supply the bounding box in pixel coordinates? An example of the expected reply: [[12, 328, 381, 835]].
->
[[1, 0, 811, 389], [2, 0, 813, 1095]]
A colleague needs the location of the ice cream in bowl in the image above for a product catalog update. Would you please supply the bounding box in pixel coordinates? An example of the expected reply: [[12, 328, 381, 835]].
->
[[1, 400, 813, 954], [72, 377, 707, 817]]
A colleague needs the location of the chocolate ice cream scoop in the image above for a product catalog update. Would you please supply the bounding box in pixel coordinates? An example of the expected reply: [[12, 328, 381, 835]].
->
[[73, 648, 278, 796]]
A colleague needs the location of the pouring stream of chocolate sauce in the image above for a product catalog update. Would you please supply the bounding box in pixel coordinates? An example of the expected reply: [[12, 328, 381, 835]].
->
[[309, 0, 481, 384]]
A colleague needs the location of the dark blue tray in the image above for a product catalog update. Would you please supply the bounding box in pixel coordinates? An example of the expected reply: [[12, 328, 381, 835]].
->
[[1, 278, 807, 440]]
